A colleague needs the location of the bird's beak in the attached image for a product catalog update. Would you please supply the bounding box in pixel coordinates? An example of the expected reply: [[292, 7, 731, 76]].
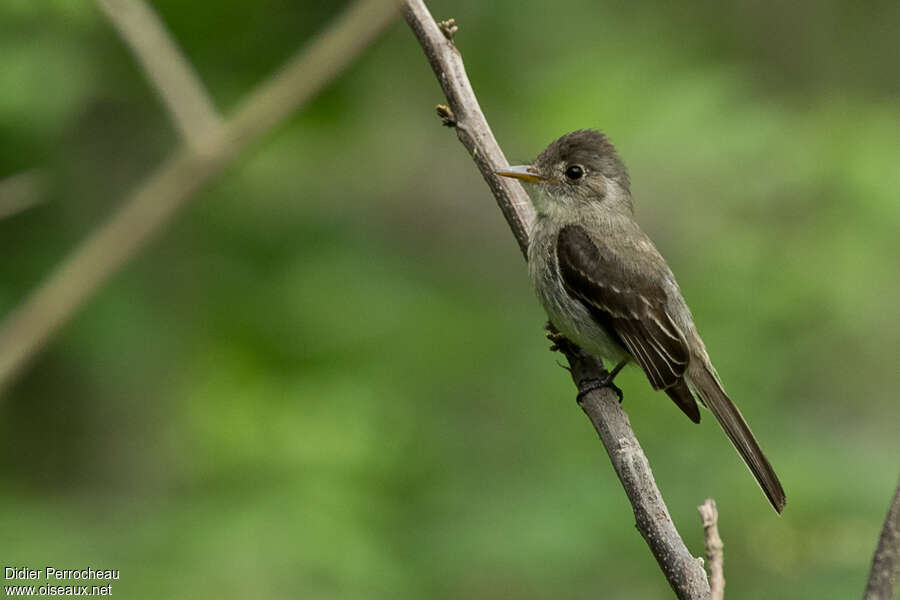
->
[[495, 164, 545, 183]]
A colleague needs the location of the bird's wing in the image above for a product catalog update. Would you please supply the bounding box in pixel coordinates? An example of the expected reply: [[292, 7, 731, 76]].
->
[[556, 224, 691, 392]]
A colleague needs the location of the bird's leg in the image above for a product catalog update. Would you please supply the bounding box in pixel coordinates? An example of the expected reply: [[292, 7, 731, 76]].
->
[[577, 358, 628, 404], [606, 358, 628, 380], [545, 322, 627, 403]]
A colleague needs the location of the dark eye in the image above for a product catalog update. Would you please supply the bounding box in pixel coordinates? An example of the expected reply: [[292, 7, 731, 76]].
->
[[565, 165, 584, 180]]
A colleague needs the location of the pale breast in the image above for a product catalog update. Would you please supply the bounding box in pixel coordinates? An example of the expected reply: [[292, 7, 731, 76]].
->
[[527, 217, 628, 363]]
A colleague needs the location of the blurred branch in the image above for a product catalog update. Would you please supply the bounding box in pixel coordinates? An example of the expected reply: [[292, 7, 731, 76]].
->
[[0, 0, 398, 394], [699, 498, 725, 600], [402, 2, 710, 598], [0, 170, 46, 220], [864, 476, 900, 600], [94, 0, 224, 148]]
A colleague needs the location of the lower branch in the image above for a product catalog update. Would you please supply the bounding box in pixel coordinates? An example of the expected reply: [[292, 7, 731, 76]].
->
[[699, 498, 725, 600], [565, 345, 712, 599], [864, 476, 900, 600]]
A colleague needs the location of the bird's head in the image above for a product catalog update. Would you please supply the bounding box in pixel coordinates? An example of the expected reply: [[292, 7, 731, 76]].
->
[[497, 129, 632, 217]]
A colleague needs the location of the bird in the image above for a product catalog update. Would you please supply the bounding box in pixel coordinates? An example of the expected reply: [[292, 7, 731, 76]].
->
[[497, 129, 786, 513]]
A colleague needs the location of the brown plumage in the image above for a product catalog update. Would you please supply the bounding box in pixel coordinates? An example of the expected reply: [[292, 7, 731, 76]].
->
[[498, 129, 786, 513]]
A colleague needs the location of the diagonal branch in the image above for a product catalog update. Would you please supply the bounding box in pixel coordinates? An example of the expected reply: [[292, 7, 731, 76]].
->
[[401, 10, 533, 255], [864, 476, 900, 600], [566, 347, 711, 599], [0, 0, 398, 395], [95, 0, 225, 149], [402, 1, 710, 598], [0, 170, 46, 220]]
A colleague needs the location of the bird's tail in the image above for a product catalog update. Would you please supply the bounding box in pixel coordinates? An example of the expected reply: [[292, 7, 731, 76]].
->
[[689, 363, 786, 513]]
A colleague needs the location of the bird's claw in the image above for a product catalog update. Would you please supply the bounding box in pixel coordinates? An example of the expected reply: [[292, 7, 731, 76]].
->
[[576, 374, 624, 404]]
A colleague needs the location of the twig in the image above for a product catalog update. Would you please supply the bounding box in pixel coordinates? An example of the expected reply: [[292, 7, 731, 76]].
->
[[402, 2, 710, 598], [402, 0, 533, 256], [95, 0, 225, 149], [0, 170, 46, 220], [0, 0, 398, 394], [699, 498, 725, 600], [864, 476, 900, 600]]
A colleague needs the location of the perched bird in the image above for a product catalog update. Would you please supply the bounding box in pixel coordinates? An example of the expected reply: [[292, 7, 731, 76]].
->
[[497, 130, 786, 513]]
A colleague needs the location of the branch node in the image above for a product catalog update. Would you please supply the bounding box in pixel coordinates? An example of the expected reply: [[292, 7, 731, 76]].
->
[[545, 321, 580, 357], [0, 0, 398, 394], [438, 18, 458, 41], [435, 103, 456, 127]]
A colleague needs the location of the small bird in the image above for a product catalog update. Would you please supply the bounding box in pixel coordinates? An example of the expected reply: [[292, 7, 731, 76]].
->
[[497, 130, 786, 513]]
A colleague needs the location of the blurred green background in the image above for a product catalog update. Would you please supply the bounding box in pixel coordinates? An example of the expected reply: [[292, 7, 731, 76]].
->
[[2, 1, 899, 598]]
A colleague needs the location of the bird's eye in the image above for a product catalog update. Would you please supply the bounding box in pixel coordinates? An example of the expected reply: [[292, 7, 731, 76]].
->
[[565, 165, 584, 180]]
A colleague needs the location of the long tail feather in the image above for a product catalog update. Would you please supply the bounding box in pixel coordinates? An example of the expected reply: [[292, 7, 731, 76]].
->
[[689, 364, 786, 513]]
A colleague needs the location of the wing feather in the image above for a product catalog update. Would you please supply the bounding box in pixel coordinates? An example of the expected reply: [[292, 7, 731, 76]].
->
[[556, 224, 690, 392]]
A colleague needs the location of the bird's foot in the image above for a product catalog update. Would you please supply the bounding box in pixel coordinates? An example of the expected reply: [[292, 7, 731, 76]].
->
[[576, 358, 628, 404], [576, 374, 623, 404]]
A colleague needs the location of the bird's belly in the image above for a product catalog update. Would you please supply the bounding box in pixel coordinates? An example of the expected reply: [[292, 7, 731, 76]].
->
[[539, 278, 628, 363], [528, 229, 627, 364]]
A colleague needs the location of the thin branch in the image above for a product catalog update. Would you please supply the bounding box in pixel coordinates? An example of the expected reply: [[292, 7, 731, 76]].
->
[[402, 2, 710, 598], [864, 476, 900, 600], [566, 347, 711, 599], [402, 2, 533, 256], [0, 0, 398, 394], [699, 498, 725, 600], [95, 0, 225, 149], [0, 170, 46, 220]]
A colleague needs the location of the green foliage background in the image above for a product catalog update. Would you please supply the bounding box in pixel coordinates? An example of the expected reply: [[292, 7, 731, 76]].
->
[[2, 1, 899, 598]]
